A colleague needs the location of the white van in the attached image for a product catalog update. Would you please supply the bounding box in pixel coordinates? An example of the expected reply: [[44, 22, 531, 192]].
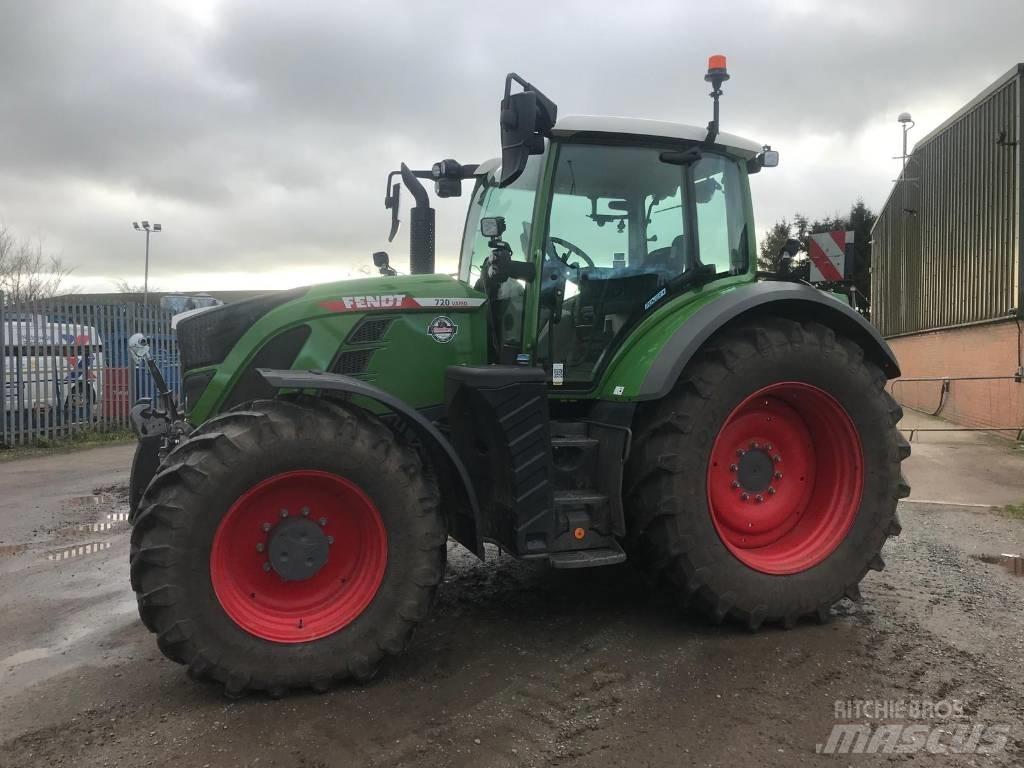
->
[[2, 315, 104, 422]]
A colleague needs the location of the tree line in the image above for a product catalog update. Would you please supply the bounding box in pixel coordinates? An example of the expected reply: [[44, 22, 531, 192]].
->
[[758, 199, 876, 314]]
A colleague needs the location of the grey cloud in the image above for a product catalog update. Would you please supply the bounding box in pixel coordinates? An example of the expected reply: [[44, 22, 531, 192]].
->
[[0, 0, 1022, 285]]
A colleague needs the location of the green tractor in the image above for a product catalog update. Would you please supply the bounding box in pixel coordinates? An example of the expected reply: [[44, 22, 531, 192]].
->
[[128, 58, 909, 697]]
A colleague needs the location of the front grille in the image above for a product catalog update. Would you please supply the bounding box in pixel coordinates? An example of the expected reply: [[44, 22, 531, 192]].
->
[[176, 288, 304, 372], [332, 348, 375, 375], [346, 317, 393, 344]]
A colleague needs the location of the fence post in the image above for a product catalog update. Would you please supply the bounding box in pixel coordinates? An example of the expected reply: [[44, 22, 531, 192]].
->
[[0, 291, 5, 448]]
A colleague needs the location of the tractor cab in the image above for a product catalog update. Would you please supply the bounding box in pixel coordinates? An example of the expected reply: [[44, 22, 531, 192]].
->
[[381, 63, 778, 393], [459, 118, 766, 387]]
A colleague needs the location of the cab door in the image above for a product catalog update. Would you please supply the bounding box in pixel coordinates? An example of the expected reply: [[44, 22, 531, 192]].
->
[[459, 156, 545, 363]]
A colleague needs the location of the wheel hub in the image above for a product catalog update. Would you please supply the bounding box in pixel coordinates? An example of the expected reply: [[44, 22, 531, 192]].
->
[[736, 447, 775, 493], [267, 516, 330, 581]]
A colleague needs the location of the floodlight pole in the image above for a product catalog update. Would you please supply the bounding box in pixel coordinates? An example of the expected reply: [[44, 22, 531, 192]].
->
[[144, 228, 151, 307], [132, 220, 162, 307]]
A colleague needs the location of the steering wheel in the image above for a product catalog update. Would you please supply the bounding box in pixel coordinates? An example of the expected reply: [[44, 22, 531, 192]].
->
[[549, 236, 595, 268]]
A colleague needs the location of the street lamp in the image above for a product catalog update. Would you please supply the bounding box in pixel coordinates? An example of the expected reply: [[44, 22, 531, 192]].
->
[[897, 112, 915, 176], [132, 220, 163, 306]]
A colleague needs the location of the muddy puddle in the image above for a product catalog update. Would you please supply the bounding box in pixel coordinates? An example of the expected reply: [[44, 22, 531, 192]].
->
[[45, 541, 112, 561], [64, 491, 121, 507], [971, 552, 1024, 575]]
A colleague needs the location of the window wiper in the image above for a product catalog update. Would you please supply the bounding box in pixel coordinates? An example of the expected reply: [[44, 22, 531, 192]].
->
[[659, 147, 703, 166]]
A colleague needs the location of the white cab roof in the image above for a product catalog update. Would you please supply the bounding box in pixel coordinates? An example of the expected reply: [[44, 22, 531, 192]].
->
[[552, 115, 762, 157]]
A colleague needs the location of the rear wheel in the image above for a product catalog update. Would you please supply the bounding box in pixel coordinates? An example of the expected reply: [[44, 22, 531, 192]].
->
[[625, 317, 910, 629], [130, 398, 446, 696]]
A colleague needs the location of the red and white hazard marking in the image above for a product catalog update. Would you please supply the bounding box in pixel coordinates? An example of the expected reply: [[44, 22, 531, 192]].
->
[[808, 231, 853, 283], [318, 295, 486, 313]]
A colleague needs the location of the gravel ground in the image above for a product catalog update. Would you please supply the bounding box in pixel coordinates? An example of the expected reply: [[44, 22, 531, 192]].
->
[[1, 441, 1022, 767]]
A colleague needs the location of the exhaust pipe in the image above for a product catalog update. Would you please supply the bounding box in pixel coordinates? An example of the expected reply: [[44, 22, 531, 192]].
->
[[400, 163, 435, 275]]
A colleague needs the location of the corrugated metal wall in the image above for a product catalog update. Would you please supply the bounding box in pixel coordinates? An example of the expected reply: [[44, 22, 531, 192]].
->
[[872, 67, 1022, 337]]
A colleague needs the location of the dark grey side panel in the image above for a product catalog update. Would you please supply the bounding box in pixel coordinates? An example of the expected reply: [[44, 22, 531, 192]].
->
[[257, 368, 484, 558], [639, 282, 901, 400]]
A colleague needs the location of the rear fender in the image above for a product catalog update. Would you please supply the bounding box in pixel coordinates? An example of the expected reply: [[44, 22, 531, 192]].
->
[[638, 282, 900, 400], [257, 368, 483, 558]]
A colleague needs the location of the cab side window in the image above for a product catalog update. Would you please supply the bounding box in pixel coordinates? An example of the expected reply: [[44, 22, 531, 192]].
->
[[693, 155, 748, 275]]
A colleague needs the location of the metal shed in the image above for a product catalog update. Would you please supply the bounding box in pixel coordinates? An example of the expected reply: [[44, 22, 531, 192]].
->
[[871, 64, 1023, 337]]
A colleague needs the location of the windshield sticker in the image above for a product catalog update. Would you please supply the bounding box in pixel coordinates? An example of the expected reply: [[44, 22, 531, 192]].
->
[[552, 363, 564, 386], [427, 316, 458, 343], [644, 287, 668, 311], [613, 385, 625, 396]]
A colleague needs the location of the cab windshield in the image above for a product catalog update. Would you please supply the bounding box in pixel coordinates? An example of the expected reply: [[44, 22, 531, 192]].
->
[[539, 142, 750, 386]]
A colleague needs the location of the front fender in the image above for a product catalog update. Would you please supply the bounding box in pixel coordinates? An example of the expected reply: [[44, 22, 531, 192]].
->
[[257, 368, 483, 558]]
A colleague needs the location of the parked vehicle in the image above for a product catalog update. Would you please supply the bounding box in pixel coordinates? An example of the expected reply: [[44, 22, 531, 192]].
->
[[2, 315, 104, 424]]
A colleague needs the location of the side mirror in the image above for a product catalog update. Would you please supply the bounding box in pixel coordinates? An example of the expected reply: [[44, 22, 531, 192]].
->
[[499, 73, 557, 188], [748, 146, 779, 174], [384, 175, 401, 242]]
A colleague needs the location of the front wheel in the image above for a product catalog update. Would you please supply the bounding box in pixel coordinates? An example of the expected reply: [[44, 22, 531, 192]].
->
[[130, 398, 447, 696], [625, 317, 910, 629]]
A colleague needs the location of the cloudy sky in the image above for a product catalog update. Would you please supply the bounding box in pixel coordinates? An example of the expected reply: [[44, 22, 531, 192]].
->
[[1, 0, 1022, 293]]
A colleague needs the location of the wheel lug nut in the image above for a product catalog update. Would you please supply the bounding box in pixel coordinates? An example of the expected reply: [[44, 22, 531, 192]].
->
[[318, 517, 328, 527], [773, 455, 782, 463], [736, 449, 746, 457], [256, 542, 264, 553], [262, 562, 271, 572], [730, 480, 740, 489], [765, 443, 773, 451], [327, 535, 335, 545], [774, 471, 783, 480], [729, 463, 738, 472], [280, 508, 288, 518], [768, 487, 777, 495], [301, 506, 310, 517], [262, 522, 271, 533], [755, 495, 764, 503], [740, 493, 749, 501], [750, 442, 760, 450]]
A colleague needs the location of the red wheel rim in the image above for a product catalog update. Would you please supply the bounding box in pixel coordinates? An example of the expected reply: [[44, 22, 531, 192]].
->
[[707, 382, 863, 575], [210, 470, 388, 643]]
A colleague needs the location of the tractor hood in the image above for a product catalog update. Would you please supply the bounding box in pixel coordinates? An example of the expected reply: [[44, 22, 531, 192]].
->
[[177, 273, 489, 424]]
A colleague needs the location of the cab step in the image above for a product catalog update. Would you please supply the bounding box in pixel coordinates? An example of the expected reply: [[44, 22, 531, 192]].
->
[[549, 542, 627, 569]]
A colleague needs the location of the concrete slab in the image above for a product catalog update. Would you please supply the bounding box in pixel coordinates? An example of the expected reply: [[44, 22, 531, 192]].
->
[[899, 408, 1024, 507]]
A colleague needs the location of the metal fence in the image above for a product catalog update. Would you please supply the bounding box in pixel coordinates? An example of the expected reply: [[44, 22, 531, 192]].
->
[[1, 295, 179, 446], [871, 64, 1022, 337]]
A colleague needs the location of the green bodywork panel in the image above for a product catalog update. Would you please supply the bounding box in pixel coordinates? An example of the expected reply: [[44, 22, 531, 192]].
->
[[187, 274, 487, 424], [591, 273, 754, 400]]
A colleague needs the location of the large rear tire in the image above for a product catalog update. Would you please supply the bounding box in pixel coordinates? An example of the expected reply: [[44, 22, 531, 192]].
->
[[625, 317, 910, 629], [130, 398, 446, 696]]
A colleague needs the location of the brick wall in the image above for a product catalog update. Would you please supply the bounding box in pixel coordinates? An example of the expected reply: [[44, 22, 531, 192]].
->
[[886, 319, 1024, 433]]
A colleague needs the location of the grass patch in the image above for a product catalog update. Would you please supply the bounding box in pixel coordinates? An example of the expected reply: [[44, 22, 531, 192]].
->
[[995, 502, 1024, 520], [0, 427, 135, 462]]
